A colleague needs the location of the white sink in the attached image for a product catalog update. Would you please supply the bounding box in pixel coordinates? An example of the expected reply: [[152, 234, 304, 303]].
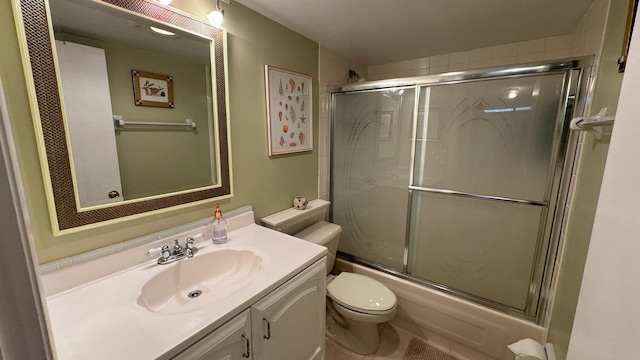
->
[[44, 218, 327, 360], [138, 249, 262, 314]]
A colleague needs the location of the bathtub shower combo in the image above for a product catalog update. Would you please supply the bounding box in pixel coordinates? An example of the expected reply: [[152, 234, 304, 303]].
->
[[330, 58, 591, 322]]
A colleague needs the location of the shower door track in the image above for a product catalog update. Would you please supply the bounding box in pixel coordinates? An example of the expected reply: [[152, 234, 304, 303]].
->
[[330, 56, 593, 323]]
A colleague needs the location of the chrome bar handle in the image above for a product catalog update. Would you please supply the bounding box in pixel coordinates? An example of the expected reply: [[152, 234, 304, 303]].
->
[[262, 317, 271, 339], [242, 334, 250, 358]]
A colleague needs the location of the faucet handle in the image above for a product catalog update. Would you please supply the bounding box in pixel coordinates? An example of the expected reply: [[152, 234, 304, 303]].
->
[[186, 234, 201, 257], [160, 245, 171, 260], [145, 247, 162, 257], [186, 233, 204, 244]]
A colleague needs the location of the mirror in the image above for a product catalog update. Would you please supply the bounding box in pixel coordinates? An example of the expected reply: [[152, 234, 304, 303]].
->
[[16, 0, 231, 233]]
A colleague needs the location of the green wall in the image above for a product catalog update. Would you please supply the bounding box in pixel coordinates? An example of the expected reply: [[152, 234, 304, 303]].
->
[[56, 32, 213, 199], [547, 0, 628, 358], [2, 0, 319, 263]]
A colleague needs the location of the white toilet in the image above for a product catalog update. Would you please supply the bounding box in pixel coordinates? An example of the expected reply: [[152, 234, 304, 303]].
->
[[262, 200, 397, 355]]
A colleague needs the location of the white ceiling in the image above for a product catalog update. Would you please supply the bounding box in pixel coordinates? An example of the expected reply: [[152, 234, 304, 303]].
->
[[234, 0, 595, 66]]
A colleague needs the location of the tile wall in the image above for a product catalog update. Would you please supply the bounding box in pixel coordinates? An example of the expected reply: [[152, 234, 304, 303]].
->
[[317, 46, 367, 201]]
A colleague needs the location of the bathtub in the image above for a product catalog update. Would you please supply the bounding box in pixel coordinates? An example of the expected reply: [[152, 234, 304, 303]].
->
[[334, 258, 544, 360]]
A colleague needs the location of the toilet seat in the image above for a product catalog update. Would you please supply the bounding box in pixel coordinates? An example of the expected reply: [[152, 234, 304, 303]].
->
[[327, 272, 396, 314]]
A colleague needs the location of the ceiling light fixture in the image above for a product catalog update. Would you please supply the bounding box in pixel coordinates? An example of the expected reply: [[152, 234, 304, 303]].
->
[[156, 0, 172, 5], [149, 26, 175, 36], [137, 24, 179, 38], [207, 0, 225, 28]]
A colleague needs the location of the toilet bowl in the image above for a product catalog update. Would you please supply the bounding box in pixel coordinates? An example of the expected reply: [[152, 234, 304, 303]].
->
[[325, 272, 397, 354], [261, 199, 397, 355]]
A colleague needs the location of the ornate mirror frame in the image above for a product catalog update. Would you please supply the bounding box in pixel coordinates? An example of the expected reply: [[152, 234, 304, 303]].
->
[[14, 0, 232, 234]]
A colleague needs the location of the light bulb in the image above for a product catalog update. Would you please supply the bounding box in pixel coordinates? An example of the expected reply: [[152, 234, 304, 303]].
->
[[207, 10, 224, 27]]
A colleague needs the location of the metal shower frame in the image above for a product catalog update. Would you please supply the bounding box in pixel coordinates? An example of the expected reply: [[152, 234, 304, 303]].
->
[[329, 56, 594, 323]]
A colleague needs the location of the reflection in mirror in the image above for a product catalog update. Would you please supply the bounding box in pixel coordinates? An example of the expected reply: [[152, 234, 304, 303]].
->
[[16, 0, 231, 233], [51, 0, 216, 207]]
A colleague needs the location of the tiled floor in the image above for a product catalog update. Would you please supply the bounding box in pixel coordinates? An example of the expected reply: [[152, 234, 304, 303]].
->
[[325, 323, 455, 360]]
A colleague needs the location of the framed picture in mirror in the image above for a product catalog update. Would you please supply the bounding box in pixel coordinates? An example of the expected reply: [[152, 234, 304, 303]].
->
[[132, 70, 174, 108]]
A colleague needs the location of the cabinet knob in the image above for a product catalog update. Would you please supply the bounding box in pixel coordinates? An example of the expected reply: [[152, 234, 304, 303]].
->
[[108, 190, 120, 198]]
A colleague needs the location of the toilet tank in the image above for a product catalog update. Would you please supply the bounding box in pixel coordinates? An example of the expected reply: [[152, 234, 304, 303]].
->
[[261, 199, 339, 274], [294, 221, 341, 274]]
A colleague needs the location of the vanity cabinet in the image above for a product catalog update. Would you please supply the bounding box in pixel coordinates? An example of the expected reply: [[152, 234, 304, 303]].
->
[[251, 258, 326, 360], [173, 258, 326, 360], [173, 310, 252, 360]]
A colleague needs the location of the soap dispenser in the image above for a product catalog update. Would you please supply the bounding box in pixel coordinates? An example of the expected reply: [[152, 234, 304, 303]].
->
[[211, 203, 227, 244]]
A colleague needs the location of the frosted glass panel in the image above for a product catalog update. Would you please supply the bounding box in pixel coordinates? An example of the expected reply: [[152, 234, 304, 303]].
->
[[408, 192, 543, 310], [413, 74, 565, 201], [332, 89, 415, 270]]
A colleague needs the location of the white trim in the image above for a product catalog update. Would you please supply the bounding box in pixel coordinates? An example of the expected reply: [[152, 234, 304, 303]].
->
[[0, 76, 53, 356]]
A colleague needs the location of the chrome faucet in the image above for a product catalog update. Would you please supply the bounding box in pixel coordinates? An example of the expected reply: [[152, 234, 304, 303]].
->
[[146, 234, 203, 265]]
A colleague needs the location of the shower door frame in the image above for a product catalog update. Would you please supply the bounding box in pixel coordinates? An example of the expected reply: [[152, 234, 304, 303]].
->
[[329, 57, 593, 323]]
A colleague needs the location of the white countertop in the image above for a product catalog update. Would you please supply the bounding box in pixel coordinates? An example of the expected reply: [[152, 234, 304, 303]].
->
[[43, 219, 326, 359]]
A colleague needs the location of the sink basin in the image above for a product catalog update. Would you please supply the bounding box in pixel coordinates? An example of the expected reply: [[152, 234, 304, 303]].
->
[[138, 249, 262, 314]]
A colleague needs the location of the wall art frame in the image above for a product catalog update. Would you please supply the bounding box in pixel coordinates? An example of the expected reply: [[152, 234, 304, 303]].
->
[[132, 70, 174, 108], [264, 65, 313, 155]]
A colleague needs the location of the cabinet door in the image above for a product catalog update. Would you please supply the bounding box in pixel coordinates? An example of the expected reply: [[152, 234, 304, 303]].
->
[[251, 258, 326, 360], [173, 309, 252, 360]]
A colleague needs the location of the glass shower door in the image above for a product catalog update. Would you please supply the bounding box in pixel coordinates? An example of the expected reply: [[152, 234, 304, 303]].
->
[[408, 74, 567, 311], [332, 88, 415, 270]]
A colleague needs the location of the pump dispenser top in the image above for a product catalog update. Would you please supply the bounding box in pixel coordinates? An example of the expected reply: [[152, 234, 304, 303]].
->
[[211, 203, 227, 244]]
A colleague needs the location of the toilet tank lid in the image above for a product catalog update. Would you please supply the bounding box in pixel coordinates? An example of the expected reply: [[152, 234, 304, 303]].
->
[[261, 199, 330, 229], [294, 221, 341, 245]]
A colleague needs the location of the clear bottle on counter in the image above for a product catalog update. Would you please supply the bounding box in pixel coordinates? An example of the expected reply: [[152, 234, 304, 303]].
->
[[211, 203, 228, 244]]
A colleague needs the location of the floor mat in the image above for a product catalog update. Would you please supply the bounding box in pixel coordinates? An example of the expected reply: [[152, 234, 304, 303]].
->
[[402, 337, 459, 360]]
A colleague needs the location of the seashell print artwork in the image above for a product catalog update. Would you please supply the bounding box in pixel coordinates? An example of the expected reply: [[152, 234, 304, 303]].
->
[[289, 78, 296, 93], [266, 66, 312, 155], [290, 107, 296, 124]]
